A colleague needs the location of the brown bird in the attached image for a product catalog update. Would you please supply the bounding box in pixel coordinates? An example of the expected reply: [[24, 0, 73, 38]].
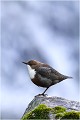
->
[[22, 60, 72, 95]]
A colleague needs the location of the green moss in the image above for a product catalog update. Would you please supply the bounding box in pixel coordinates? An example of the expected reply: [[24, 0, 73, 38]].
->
[[52, 106, 66, 114], [22, 104, 51, 120], [22, 104, 80, 120], [55, 111, 80, 120], [55, 113, 64, 119], [61, 111, 80, 120]]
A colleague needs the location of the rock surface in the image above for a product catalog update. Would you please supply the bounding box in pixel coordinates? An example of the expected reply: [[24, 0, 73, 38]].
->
[[22, 96, 80, 119]]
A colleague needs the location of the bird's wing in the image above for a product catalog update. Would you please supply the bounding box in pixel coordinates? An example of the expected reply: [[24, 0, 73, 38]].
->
[[37, 67, 59, 80]]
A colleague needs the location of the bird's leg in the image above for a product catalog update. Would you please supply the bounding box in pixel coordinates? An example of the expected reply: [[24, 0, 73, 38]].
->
[[41, 87, 49, 96], [35, 87, 49, 97]]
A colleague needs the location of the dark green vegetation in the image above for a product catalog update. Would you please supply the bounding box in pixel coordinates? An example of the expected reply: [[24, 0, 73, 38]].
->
[[52, 106, 66, 114], [22, 104, 80, 120], [22, 104, 51, 119], [61, 111, 80, 120]]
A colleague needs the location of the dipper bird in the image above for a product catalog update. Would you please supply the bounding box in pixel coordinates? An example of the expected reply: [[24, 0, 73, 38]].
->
[[22, 60, 72, 95]]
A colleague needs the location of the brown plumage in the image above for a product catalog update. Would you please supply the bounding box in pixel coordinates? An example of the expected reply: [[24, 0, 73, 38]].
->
[[22, 60, 72, 95]]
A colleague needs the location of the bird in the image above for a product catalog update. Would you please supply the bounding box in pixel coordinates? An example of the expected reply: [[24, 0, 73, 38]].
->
[[22, 60, 72, 96]]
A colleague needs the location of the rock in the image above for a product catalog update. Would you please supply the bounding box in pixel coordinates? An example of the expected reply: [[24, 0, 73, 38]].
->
[[21, 96, 80, 120]]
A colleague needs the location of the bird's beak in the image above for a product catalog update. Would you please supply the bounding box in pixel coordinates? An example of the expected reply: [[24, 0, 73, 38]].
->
[[22, 61, 27, 65]]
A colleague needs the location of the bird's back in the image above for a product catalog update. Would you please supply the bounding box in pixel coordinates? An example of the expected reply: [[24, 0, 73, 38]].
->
[[35, 65, 72, 87]]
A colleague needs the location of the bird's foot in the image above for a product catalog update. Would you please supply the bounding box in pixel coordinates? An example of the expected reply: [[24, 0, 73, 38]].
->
[[35, 93, 47, 97]]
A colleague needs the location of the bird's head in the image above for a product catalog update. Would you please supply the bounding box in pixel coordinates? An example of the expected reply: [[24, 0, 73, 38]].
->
[[22, 60, 41, 79], [22, 60, 41, 68]]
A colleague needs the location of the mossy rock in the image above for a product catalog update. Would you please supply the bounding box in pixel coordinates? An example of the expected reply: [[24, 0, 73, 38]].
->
[[52, 106, 66, 114], [22, 104, 80, 120], [54, 106, 67, 119], [22, 104, 51, 120], [61, 111, 80, 120], [55, 113, 64, 119]]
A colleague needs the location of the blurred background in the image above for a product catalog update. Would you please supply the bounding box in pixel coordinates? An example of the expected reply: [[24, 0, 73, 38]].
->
[[1, 1, 79, 119]]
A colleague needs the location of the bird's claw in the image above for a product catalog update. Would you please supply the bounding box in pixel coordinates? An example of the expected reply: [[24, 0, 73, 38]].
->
[[35, 93, 47, 97]]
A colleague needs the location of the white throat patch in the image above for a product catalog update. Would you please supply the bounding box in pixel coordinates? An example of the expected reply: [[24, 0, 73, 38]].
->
[[27, 65, 36, 79]]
